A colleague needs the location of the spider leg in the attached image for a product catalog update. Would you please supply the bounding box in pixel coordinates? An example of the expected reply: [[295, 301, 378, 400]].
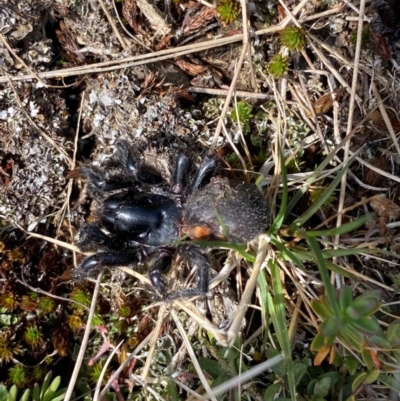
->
[[149, 249, 174, 296], [158, 244, 210, 301], [79, 165, 136, 192], [71, 140, 163, 193], [171, 154, 191, 194], [77, 224, 125, 252], [116, 140, 163, 185], [190, 154, 220, 192], [79, 252, 140, 276]]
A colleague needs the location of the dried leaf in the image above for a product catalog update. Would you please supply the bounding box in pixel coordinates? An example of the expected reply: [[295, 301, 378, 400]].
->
[[56, 20, 85, 64], [181, 6, 217, 35], [10, 23, 33, 41], [309, 89, 344, 117], [277, 4, 286, 21], [314, 345, 330, 366], [370, 196, 400, 220], [52, 321, 71, 357], [363, 156, 388, 187], [155, 34, 174, 51], [175, 57, 208, 76], [122, 0, 137, 30], [141, 72, 157, 95], [369, 109, 400, 131], [370, 195, 400, 236]]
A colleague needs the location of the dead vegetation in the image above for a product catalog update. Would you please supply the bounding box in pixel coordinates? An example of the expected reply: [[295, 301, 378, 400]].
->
[[1, 0, 400, 399]]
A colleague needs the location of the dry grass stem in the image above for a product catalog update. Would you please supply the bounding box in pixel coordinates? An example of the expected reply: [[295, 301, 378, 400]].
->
[[210, 0, 251, 150], [227, 236, 268, 345], [187, 86, 276, 100], [97, 0, 128, 50], [171, 310, 218, 401], [100, 331, 155, 397], [93, 340, 124, 401], [174, 300, 228, 345], [199, 354, 284, 400], [4, 72, 72, 166], [64, 273, 103, 401], [111, 0, 152, 50], [372, 83, 400, 157], [141, 304, 167, 381], [0, 33, 46, 86], [136, 0, 171, 36]]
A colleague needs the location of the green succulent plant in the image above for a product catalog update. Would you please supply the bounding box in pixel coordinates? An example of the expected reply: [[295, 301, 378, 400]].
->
[[311, 287, 381, 353]]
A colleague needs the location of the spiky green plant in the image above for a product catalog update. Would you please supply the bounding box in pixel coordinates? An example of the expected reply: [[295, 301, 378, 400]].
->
[[0, 332, 23, 364], [308, 184, 337, 213], [23, 325, 43, 348], [38, 297, 55, 315], [0, 292, 19, 311], [70, 288, 91, 314], [231, 100, 253, 129], [217, 0, 239, 25], [267, 54, 290, 78], [118, 305, 131, 318], [32, 367, 45, 382], [88, 361, 108, 384], [8, 365, 29, 388], [280, 26, 306, 51]]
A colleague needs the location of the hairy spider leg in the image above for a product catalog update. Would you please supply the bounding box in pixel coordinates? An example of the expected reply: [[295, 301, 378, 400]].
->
[[79, 165, 136, 192], [80, 252, 140, 275], [171, 154, 191, 194], [116, 140, 163, 185], [149, 245, 210, 300], [77, 140, 164, 194], [77, 223, 131, 252], [190, 153, 220, 192]]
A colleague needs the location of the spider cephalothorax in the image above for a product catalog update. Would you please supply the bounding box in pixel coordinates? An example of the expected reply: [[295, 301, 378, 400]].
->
[[72, 140, 269, 300]]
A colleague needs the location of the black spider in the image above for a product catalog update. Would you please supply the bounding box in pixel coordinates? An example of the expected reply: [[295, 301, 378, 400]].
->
[[71, 140, 269, 300]]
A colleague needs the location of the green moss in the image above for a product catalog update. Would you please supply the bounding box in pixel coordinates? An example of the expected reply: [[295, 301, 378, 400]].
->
[[23, 325, 43, 348], [280, 26, 306, 51], [217, 0, 239, 25], [267, 54, 290, 78], [8, 365, 29, 388]]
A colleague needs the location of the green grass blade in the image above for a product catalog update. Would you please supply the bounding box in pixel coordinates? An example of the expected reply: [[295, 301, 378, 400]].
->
[[296, 213, 374, 237], [294, 247, 372, 260], [288, 143, 363, 227], [292, 166, 347, 228], [40, 371, 52, 401], [19, 390, 30, 401], [307, 237, 341, 318], [0, 386, 7, 401], [258, 260, 296, 401], [270, 146, 288, 231], [285, 133, 360, 219], [257, 269, 270, 345], [193, 240, 255, 262], [270, 236, 306, 270]]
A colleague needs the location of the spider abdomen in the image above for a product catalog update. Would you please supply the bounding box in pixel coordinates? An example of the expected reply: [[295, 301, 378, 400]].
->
[[183, 177, 269, 243]]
